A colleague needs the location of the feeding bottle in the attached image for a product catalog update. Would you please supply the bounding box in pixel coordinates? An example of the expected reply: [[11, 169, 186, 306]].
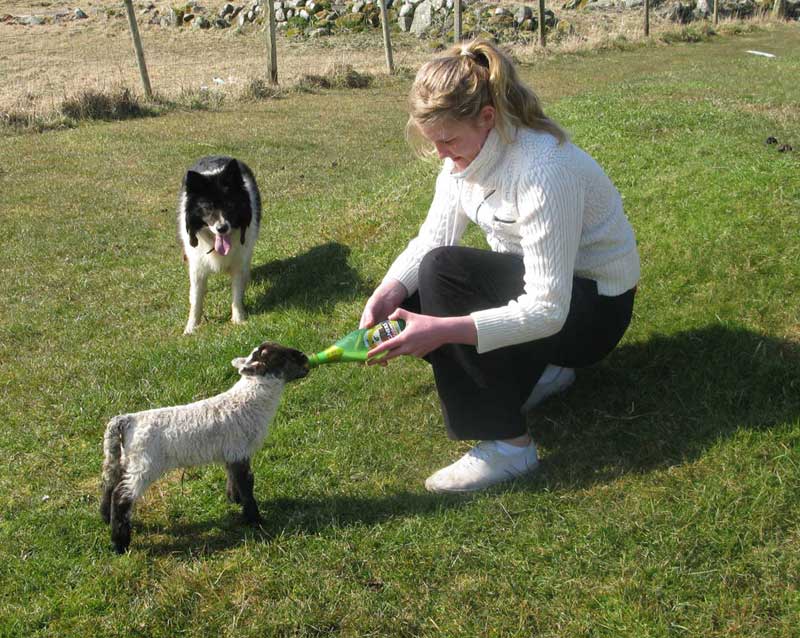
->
[[307, 319, 406, 367]]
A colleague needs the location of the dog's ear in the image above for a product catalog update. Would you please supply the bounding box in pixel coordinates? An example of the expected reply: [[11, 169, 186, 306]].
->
[[188, 229, 198, 247], [184, 170, 208, 193], [240, 225, 247, 245], [219, 159, 243, 187]]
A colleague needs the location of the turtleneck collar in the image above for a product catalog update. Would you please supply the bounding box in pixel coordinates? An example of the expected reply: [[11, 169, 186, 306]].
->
[[448, 127, 505, 182]]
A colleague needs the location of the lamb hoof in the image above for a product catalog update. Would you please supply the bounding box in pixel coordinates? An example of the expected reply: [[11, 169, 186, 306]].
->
[[243, 508, 262, 526], [112, 534, 131, 554]]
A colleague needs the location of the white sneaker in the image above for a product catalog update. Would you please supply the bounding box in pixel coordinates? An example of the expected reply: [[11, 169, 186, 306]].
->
[[424, 440, 540, 493], [521, 364, 575, 413]]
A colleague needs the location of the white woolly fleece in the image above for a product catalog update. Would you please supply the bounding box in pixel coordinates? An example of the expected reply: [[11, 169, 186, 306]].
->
[[108, 374, 286, 501]]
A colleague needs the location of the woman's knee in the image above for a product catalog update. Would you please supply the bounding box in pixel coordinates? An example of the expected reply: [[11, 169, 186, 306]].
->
[[418, 246, 462, 292]]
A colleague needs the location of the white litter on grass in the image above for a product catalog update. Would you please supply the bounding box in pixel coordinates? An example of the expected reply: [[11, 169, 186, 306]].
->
[[213, 77, 225, 84], [746, 50, 776, 58]]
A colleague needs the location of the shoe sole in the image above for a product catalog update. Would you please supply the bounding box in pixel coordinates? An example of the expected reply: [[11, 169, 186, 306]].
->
[[424, 461, 540, 494]]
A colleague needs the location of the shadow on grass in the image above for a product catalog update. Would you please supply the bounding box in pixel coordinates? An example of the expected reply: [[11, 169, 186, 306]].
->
[[250, 241, 374, 312], [135, 324, 799, 556], [526, 324, 800, 490], [138, 491, 468, 556]]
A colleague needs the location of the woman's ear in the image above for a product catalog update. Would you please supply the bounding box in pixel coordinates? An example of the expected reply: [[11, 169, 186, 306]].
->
[[479, 105, 496, 130]]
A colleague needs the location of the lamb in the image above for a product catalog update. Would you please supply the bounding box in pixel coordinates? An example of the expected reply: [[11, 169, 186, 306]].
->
[[100, 342, 309, 553]]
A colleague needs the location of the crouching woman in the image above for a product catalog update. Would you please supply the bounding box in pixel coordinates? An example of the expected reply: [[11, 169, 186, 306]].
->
[[360, 39, 640, 493]]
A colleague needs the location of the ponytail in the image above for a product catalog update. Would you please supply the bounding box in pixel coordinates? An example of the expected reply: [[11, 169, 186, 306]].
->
[[407, 39, 567, 151]]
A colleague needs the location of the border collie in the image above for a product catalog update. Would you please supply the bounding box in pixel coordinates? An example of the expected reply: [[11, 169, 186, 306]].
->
[[177, 156, 262, 334]]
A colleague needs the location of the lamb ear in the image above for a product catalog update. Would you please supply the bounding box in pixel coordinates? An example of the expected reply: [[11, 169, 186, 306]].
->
[[240, 361, 267, 376]]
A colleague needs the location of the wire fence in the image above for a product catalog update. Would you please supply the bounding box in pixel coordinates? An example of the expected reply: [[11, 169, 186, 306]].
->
[[0, 0, 788, 118]]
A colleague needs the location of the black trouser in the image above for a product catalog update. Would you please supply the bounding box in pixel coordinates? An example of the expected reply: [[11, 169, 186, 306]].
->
[[401, 246, 636, 440]]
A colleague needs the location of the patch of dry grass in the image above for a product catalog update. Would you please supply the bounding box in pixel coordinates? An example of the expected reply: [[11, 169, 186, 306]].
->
[[0, 0, 785, 131]]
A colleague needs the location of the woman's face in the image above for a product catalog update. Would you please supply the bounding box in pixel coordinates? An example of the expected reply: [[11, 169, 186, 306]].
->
[[418, 106, 496, 172]]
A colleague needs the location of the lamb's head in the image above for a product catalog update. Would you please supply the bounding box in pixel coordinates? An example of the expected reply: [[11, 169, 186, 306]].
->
[[232, 342, 309, 382]]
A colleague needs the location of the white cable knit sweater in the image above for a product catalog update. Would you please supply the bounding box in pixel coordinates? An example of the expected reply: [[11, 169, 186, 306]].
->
[[383, 126, 640, 354]]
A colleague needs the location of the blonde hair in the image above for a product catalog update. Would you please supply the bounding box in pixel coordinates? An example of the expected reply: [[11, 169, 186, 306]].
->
[[406, 39, 567, 154]]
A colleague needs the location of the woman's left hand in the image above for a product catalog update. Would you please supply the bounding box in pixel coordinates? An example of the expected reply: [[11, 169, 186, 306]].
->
[[366, 308, 478, 365]]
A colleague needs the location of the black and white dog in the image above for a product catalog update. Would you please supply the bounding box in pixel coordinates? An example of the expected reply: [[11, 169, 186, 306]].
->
[[177, 156, 262, 334]]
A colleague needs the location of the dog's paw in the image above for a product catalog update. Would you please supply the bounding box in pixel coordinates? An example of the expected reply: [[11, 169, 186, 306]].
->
[[183, 323, 198, 335]]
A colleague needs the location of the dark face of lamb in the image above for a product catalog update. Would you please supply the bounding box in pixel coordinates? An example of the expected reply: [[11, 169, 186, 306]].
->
[[182, 158, 253, 253], [232, 342, 310, 382]]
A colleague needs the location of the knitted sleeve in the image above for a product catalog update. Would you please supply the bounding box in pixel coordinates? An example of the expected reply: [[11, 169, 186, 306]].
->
[[470, 164, 584, 353], [382, 168, 469, 295]]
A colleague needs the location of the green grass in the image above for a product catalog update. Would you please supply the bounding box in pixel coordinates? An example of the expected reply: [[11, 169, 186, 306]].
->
[[1, 24, 799, 637]]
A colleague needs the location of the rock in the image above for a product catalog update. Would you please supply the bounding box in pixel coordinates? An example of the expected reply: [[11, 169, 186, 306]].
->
[[340, 10, 366, 26], [488, 13, 515, 26], [219, 2, 235, 17], [494, 6, 511, 14], [410, 0, 433, 34], [624, 0, 643, 7], [431, 0, 445, 9], [352, 0, 366, 10], [299, 8, 310, 18], [309, 25, 331, 35], [213, 17, 230, 26], [192, 15, 212, 27], [74, 8, 88, 19], [399, 13, 414, 28], [514, 5, 532, 22], [399, 2, 414, 15], [183, 12, 195, 22], [275, 7, 286, 19], [18, 15, 46, 25], [664, 1, 693, 21]]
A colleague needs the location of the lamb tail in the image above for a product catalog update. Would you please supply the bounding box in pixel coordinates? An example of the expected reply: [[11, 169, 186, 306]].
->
[[100, 416, 128, 523]]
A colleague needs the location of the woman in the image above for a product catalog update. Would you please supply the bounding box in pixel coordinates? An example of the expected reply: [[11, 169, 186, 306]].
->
[[360, 39, 640, 493]]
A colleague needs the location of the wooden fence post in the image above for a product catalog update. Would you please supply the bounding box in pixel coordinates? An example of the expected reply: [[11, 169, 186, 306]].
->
[[378, 0, 394, 74], [772, 0, 786, 18], [538, 0, 545, 47], [713, 0, 718, 24], [265, 0, 278, 84], [644, 0, 650, 36], [454, 0, 462, 43], [122, 0, 153, 99]]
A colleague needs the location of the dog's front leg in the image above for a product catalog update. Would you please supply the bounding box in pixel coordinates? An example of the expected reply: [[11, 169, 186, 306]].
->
[[185, 266, 207, 334], [230, 267, 248, 325]]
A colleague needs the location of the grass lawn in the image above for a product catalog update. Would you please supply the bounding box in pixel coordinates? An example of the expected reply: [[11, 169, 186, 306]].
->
[[1, 24, 799, 637]]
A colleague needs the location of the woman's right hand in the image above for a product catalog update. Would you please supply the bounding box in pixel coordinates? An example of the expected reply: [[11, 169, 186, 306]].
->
[[359, 279, 408, 329]]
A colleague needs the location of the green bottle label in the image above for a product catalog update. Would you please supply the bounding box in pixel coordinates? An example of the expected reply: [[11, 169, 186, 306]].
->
[[363, 320, 403, 349], [308, 319, 405, 368]]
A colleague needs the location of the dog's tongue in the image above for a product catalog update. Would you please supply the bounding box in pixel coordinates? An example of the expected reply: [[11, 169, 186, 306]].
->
[[215, 234, 232, 256]]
